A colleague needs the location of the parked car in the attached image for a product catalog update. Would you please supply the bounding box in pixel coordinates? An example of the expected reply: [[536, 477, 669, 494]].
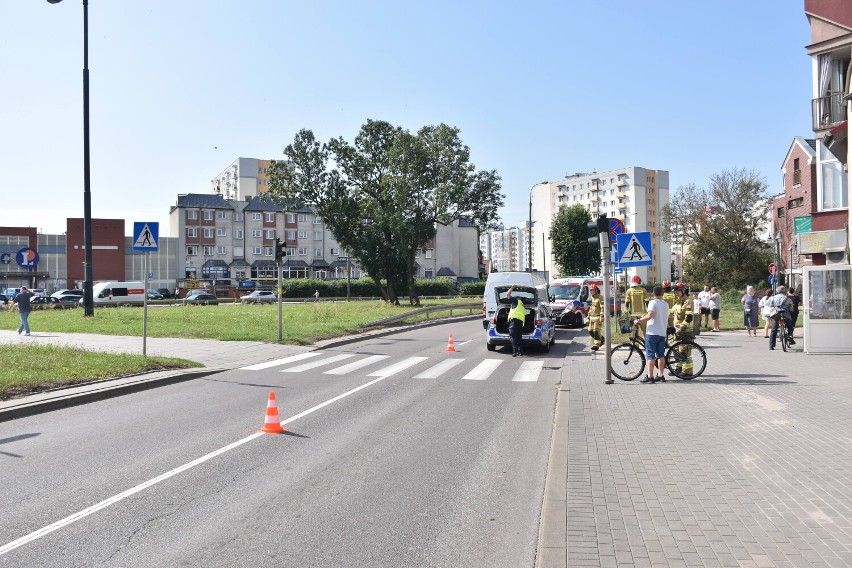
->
[[29, 296, 62, 310], [240, 290, 277, 304], [0, 294, 8, 305], [52, 289, 84, 301], [147, 290, 164, 300], [485, 284, 556, 352], [57, 295, 81, 308], [183, 292, 218, 305], [157, 288, 172, 299]]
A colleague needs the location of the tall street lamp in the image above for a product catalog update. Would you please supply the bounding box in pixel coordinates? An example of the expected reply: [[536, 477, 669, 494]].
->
[[48, 0, 94, 316]]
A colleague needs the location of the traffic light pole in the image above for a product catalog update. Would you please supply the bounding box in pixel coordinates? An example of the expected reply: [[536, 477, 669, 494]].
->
[[277, 261, 283, 342], [601, 237, 614, 385]]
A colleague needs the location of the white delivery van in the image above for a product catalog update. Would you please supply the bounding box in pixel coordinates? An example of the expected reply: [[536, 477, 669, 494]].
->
[[482, 272, 548, 329], [86, 281, 146, 306]]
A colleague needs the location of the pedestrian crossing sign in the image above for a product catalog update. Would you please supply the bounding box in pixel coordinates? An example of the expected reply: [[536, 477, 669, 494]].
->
[[615, 231, 653, 267], [133, 222, 159, 251]]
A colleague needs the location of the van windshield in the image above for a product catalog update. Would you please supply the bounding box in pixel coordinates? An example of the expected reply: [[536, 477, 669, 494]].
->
[[549, 284, 581, 301]]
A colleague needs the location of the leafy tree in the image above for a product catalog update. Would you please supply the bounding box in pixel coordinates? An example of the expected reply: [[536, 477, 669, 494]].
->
[[266, 120, 503, 305], [661, 168, 772, 290], [549, 204, 600, 276]]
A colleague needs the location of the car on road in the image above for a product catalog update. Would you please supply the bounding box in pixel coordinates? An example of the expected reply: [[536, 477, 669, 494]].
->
[[240, 290, 277, 304], [157, 288, 173, 299], [57, 295, 81, 308], [183, 292, 218, 305], [147, 290, 164, 300], [29, 296, 62, 310], [485, 283, 556, 352]]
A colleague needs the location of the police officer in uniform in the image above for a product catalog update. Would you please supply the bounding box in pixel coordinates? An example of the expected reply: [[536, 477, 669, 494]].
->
[[587, 283, 603, 351], [505, 285, 527, 357]]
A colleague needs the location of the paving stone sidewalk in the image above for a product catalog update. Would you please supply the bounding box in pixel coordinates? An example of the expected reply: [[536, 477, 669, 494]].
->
[[561, 330, 852, 568]]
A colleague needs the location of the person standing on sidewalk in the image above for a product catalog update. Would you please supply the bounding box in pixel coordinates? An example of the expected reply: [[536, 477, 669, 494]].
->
[[709, 286, 722, 332], [671, 284, 695, 377], [759, 289, 773, 337], [14, 286, 34, 336], [587, 284, 603, 351], [741, 285, 759, 336], [626, 275, 648, 336], [505, 285, 527, 357], [698, 285, 711, 329], [634, 286, 669, 383], [692, 290, 702, 336]]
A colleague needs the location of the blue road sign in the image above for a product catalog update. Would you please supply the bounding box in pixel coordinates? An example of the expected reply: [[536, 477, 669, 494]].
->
[[616, 232, 653, 268], [133, 222, 159, 251]]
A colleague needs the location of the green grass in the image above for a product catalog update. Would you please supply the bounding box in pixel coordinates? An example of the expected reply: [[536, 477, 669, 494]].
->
[[0, 344, 199, 401]]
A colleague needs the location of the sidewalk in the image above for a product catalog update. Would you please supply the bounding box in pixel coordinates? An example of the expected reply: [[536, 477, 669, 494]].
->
[[541, 328, 852, 568]]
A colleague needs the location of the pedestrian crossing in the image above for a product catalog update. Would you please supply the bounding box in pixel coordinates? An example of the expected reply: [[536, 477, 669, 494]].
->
[[241, 351, 549, 383]]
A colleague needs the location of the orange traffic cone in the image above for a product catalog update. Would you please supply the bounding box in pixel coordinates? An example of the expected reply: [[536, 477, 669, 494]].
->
[[259, 391, 286, 434], [446, 334, 457, 352]]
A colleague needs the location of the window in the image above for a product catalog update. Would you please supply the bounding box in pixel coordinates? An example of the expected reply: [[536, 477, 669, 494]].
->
[[217, 228, 227, 237], [777, 207, 785, 218], [265, 212, 275, 222], [187, 210, 198, 220], [186, 228, 198, 238], [424, 249, 433, 259], [233, 246, 244, 257], [252, 213, 261, 221], [252, 229, 262, 238], [203, 211, 213, 220], [298, 231, 308, 239], [287, 247, 296, 256], [203, 246, 214, 256], [425, 269, 433, 278], [217, 246, 226, 254], [217, 211, 226, 220], [264, 247, 273, 257], [252, 247, 262, 255], [286, 213, 296, 223], [298, 214, 307, 222], [186, 246, 198, 256], [793, 158, 801, 186], [204, 228, 214, 238], [234, 229, 243, 239], [287, 230, 296, 241], [314, 248, 323, 257], [313, 217, 322, 224], [266, 230, 275, 239], [314, 231, 322, 240], [788, 197, 804, 209], [297, 247, 308, 256], [330, 248, 340, 256], [233, 212, 242, 221], [235, 270, 246, 279]]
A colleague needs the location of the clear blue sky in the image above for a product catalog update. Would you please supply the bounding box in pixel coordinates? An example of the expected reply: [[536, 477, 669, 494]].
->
[[1, 1, 813, 236]]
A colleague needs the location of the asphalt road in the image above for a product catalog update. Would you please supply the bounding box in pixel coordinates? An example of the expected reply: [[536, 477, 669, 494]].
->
[[0, 319, 572, 567]]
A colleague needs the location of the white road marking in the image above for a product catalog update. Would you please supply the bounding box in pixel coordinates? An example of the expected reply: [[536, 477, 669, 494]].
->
[[0, 369, 404, 557], [324, 355, 389, 375], [280, 353, 355, 372], [414, 358, 465, 379], [242, 352, 320, 370], [512, 360, 543, 382], [460, 359, 502, 381], [367, 356, 428, 377]]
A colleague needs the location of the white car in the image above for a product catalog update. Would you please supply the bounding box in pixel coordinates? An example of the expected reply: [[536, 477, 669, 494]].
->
[[240, 290, 277, 304]]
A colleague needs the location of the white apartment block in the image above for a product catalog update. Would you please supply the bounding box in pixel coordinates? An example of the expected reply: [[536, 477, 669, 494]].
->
[[479, 226, 528, 272], [210, 158, 273, 201], [531, 167, 671, 283]]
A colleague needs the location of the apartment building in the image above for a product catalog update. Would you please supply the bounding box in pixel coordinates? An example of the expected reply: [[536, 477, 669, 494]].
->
[[210, 158, 273, 201], [479, 226, 527, 273], [531, 167, 670, 283]]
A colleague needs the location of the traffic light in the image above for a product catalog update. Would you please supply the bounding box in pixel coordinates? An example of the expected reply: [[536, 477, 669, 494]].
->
[[275, 239, 287, 262], [587, 215, 610, 250]]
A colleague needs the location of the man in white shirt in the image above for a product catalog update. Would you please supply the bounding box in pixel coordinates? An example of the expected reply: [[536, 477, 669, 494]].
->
[[698, 285, 711, 329], [708, 286, 722, 332], [634, 286, 670, 383]]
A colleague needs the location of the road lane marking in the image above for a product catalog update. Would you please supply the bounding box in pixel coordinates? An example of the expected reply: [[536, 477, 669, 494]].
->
[[367, 357, 427, 377], [280, 353, 355, 372], [512, 360, 543, 382], [460, 359, 502, 381], [0, 364, 407, 557], [414, 358, 465, 379], [324, 355, 389, 375], [242, 352, 320, 370]]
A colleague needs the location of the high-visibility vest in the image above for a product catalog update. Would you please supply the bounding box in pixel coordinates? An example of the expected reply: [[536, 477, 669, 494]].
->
[[509, 299, 526, 322], [662, 291, 676, 309], [627, 287, 647, 316]]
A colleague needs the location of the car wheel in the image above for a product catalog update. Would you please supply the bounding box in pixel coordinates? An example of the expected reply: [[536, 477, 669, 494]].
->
[[486, 342, 496, 352]]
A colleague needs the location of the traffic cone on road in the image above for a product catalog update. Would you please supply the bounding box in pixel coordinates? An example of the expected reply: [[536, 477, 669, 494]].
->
[[259, 391, 286, 434], [446, 334, 457, 352]]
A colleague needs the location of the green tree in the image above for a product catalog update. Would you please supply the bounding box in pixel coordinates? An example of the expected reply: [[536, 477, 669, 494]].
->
[[267, 120, 503, 305], [549, 204, 600, 276], [661, 168, 772, 290]]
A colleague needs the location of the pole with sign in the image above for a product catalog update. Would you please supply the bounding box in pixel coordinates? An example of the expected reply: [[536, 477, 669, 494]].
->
[[133, 222, 159, 356]]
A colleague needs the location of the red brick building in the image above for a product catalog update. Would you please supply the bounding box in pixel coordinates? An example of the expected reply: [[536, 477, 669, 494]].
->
[[65, 218, 126, 286]]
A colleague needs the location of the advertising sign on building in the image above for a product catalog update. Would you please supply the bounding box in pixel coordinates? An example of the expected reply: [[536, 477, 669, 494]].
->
[[797, 229, 846, 255], [793, 216, 812, 234]]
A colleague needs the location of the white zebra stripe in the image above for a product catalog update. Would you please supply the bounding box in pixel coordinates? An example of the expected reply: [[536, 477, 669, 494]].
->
[[280, 353, 355, 372], [367, 357, 428, 377], [460, 359, 502, 381], [242, 352, 320, 370], [324, 355, 390, 375], [512, 360, 543, 382], [414, 358, 465, 379]]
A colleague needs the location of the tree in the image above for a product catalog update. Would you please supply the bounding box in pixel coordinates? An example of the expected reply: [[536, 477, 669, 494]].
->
[[661, 168, 772, 290], [549, 204, 600, 276], [266, 120, 503, 305]]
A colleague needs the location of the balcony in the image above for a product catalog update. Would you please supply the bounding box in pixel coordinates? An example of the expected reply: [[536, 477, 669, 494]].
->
[[616, 191, 625, 199], [812, 92, 847, 131], [617, 201, 627, 210], [616, 179, 627, 188]]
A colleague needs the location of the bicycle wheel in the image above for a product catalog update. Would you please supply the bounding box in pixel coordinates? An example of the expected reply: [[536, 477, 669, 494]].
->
[[665, 340, 707, 379], [610, 342, 645, 381], [780, 327, 788, 352]]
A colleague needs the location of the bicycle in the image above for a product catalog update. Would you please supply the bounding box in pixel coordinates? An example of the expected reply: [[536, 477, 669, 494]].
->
[[772, 308, 792, 352], [609, 323, 707, 381]]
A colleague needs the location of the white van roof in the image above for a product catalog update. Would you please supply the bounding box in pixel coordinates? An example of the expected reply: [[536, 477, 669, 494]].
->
[[485, 272, 547, 287]]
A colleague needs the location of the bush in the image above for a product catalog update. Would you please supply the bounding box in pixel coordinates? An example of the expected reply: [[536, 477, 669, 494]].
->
[[414, 277, 456, 296], [459, 280, 485, 296]]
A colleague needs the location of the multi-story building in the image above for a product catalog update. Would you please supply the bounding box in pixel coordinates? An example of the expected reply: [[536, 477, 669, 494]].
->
[[530, 167, 670, 283], [210, 158, 273, 201], [479, 226, 527, 272]]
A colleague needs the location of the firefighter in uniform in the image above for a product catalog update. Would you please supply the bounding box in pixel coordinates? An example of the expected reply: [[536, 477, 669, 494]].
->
[[670, 283, 694, 376], [626, 275, 648, 336], [662, 280, 677, 326], [587, 283, 603, 351]]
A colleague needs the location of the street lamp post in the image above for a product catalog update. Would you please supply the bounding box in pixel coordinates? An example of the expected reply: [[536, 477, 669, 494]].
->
[[528, 191, 533, 273], [49, 0, 94, 316]]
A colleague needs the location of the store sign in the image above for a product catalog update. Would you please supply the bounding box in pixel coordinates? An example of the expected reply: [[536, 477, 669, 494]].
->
[[798, 229, 846, 255], [793, 215, 812, 234]]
